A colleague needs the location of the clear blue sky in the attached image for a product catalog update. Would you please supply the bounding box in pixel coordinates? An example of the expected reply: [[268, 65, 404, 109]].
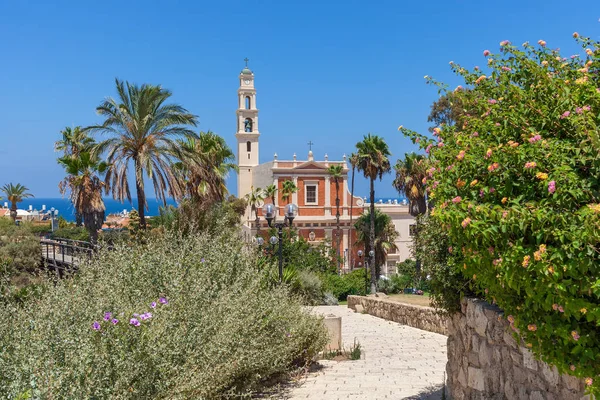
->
[[1, 1, 598, 199]]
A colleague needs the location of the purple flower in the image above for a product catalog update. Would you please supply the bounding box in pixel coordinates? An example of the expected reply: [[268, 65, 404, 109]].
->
[[560, 111, 570, 119], [92, 321, 101, 331], [140, 312, 153, 321], [150, 302, 157, 309], [130, 318, 141, 327], [133, 313, 139, 317], [548, 181, 556, 194], [285, 332, 292, 338], [201, 258, 206, 263], [583, 105, 591, 111], [103, 312, 112, 322], [111, 318, 119, 325], [159, 297, 168, 305], [576, 107, 583, 115]]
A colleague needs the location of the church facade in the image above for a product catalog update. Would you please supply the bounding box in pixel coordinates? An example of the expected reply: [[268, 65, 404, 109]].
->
[[235, 64, 414, 274]]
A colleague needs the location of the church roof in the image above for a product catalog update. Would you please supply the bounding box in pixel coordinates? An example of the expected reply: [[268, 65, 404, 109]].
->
[[241, 67, 252, 75]]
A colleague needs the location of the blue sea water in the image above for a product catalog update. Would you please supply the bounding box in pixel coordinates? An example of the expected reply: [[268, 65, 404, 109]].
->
[[13, 198, 177, 221]]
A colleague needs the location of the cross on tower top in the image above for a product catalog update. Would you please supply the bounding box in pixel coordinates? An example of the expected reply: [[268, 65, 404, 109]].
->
[[307, 141, 314, 151], [244, 57, 249, 67]]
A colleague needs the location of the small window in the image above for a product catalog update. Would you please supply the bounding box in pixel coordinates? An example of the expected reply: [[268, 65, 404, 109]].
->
[[245, 96, 251, 109], [409, 224, 417, 236], [306, 185, 317, 204], [248, 154, 250, 159], [244, 118, 253, 132], [246, 141, 251, 152]]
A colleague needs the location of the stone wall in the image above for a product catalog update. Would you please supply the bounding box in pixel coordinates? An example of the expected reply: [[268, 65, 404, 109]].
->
[[447, 298, 590, 400], [347, 295, 449, 335]]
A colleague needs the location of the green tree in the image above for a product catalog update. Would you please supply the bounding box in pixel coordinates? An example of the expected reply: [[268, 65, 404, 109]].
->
[[426, 91, 468, 133], [281, 180, 298, 206], [327, 164, 344, 272], [1, 184, 33, 223], [264, 184, 278, 206], [354, 134, 391, 293], [245, 186, 265, 229], [57, 152, 107, 243], [175, 131, 237, 204], [90, 79, 198, 229], [354, 209, 398, 278], [399, 33, 600, 393]]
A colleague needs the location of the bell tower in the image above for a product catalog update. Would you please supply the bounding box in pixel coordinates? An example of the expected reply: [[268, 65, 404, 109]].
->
[[236, 59, 260, 199]]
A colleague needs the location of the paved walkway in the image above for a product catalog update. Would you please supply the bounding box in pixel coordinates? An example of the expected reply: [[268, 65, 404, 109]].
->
[[285, 306, 448, 400]]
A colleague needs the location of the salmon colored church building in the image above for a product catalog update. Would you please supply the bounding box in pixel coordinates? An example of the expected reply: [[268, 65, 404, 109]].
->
[[235, 63, 414, 274]]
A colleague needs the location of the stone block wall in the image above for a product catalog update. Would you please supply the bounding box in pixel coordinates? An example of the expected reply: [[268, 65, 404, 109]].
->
[[447, 298, 590, 400], [347, 295, 448, 335]]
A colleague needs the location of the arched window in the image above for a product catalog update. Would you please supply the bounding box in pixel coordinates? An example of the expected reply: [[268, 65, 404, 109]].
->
[[245, 96, 251, 109], [244, 118, 253, 132], [246, 141, 251, 152]]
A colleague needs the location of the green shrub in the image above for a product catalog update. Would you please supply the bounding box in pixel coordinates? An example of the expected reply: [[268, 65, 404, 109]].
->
[[390, 274, 413, 292], [377, 277, 399, 294], [0, 219, 40, 274], [293, 270, 324, 306], [400, 33, 600, 393], [0, 228, 327, 398], [321, 269, 368, 301], [50, 226, 89, 242]]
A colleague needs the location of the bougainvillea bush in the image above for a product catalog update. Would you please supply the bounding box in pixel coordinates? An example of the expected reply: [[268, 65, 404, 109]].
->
[[400, 34, 600, 393], [0, 227, 327, 398]]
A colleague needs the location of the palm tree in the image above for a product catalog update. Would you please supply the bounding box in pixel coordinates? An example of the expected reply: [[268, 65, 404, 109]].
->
[[89, 79, 198, 229], [58, 152, 107, 243], [281, 180, 298, 206], [176, 131, 237, 203], [55, 126, 96, 226], [354, 209, 398, 278], [349, 152, 358, 270], [55, 126, 95, 158], [393, 152, 428, 281], [264, 184, 278, 206], [1, 183, 34, 223], [245, 186, 265, 230], [355, 134, 392, 293], [328, 164, 344, 272]]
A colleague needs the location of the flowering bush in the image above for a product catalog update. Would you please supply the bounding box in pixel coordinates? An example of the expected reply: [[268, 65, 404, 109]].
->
[[0, 226, 327, 398], [401, 34, 600, 393]]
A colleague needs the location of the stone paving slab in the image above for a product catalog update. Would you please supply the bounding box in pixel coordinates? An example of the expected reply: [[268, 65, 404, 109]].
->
[[284, 306, 447, 400]]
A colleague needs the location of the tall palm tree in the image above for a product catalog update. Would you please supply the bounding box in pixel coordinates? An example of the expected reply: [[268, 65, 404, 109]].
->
[[264, 184, 278, 206], [281, 180, 298, 206], [175, 131, 237, 203], [393, 152, 428, 281], [58, 152, 107, 243], [1, 183, 34, 223], [355, 134, 392, 293], [328, 164, 344, 272], [245, 186, 265, 230], [55, 126, 96, 226], [89, 79, 198, 228], [55, 126, 95, 158], [354, 209, 398, 278], [349, 152, 358, 270]]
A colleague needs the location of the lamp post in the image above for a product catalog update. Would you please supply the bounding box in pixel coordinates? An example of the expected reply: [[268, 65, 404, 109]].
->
[[50, 207, 59, 232], [262, 202, 298, 283], [357, 250, 365, 294], [368, 250, 375, 294]]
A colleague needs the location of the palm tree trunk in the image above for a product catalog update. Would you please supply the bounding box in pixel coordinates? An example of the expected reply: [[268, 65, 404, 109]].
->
[[9, 202, 17, 223], [75, 212, 83, 227], [135, 179, 147, 230], [369, 178, 376, 294], [349, 165, 355, 270]]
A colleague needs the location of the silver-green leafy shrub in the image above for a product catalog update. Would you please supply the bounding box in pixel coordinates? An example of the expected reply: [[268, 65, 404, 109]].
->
[[0, 228, 327, 399]]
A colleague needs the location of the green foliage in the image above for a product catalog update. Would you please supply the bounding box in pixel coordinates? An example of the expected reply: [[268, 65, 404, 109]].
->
[[26, 223, 52, 236], [0, 219, 40, 274], [0, 227, 327, 398], [349, 339, 362, 360], [50, 226, 90, 242], [400, 34, 600, 392], [321, 269, 368, 301], [174, 196, 246, 236]]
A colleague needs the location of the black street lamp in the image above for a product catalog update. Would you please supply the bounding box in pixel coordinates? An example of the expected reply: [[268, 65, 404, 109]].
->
[[262, 203, 298, 283]]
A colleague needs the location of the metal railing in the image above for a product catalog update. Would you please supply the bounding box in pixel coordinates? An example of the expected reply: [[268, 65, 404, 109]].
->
[[40, 238, 96, 270]]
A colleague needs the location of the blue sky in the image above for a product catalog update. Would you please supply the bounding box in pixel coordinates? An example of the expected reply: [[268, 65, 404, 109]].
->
[[1, 1, 599, 199]]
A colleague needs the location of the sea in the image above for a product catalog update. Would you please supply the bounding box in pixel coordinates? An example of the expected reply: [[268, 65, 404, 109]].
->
[[12, 198, 177, 222]]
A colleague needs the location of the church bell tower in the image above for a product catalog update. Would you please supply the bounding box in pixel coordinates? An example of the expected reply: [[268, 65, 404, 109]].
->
[[236, 59, 259, 199]]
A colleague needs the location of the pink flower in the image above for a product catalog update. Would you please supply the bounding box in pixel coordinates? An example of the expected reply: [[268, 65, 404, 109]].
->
[[495, 122, 501, 126], [524, 162, 537, 169], [528, 135, 542, 143], [538, 39, 546, 47], [575, 107, 583, 114], [487, 162, 499, 172], [446, 164, 454, 171], [507, 315, 515, 323], [585, 378, 593, 386], [501, 67, 511, 71], [570, 365, 576, 371], [461, 217, 471, 228], [438, 142, 444, 148], [488, 99, 497, 104], [493, 258, 502, 266], [483, 50, 490, 56], [485, 148, 493, 159], [502, 211, 508, 218], [488, 246, 494, 254], [479, 190, 485, 198], [448, 246, 453, 253], [548, 181, 556, 194], [425, 144, 433, 154], [583, 105, 591, 111], [558, 306, 564, 313], [500, 40, 510, 46], [415, 138, 420, 143], [472, 131, 479, 137], [527, 324, 537, 331], [489, 187, 496, 193], [452, 196, 462, 204], [552, 304, 558, 311], [571, 330, 580, 341], [560, 111, 571, 119], [432, 181, 439, 189], [457, 150, 465, 160], [130, 318, 140, 327]]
